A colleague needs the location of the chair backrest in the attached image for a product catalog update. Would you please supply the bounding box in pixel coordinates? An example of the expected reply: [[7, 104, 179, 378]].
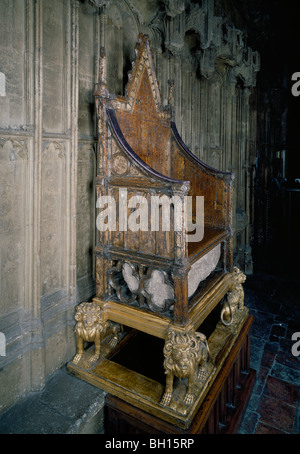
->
[[108, 35, 173, 178], [105, 35, 233, 230]]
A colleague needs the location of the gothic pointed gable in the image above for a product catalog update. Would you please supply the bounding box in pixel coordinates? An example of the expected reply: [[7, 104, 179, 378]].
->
[[108, 34, 172, 175], [110, 34, 169, 120]]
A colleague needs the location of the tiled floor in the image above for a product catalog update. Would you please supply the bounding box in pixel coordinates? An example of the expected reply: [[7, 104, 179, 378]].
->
[[238, 273, 300, 434]]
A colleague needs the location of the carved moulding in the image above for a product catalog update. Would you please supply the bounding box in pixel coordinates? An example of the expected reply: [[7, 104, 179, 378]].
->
[[109, 261, 139, 304], [161, 328, 211, 407], [110, 151, 131, 176], [108, 260, 175, 315], [140, 268, 174, 313], [0, 137, 28, 161], [109, 138, 144, 177]]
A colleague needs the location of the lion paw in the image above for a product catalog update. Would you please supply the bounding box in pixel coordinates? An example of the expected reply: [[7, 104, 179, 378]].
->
[[72, 353, 83, 365], [161, 392, 172, 406], [88, 353, 100, 364], [184, 393, 194, 406], [197, 369, 207, 381], [109, 336, 118, 348]]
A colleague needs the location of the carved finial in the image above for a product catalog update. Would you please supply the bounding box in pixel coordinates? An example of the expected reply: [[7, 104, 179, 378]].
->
[[99, 46, 107, 84], [167, 79, 175, 119], [167, 79, 175, 105]]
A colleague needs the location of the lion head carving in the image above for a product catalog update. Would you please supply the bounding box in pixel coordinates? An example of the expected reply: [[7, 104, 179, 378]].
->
[[74, 302, 106, 342], [232, 266, 246, 286], [161, 330, 209, 406], [163, 331, 202, 378]]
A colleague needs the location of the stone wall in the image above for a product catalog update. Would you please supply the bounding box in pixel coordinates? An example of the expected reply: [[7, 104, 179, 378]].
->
[[0, 0, 97, 411], [0, 0, 259, 412]]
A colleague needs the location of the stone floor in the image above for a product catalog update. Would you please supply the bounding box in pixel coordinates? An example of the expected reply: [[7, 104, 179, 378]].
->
[[0, 367, 107, 434], [0, 272, 299, 434], [238, 273, 300, 434]]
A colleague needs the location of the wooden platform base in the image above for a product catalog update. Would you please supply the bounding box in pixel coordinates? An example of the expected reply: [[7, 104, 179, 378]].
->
[[68, 310, 255, 434], [104, 316, 255, 434]]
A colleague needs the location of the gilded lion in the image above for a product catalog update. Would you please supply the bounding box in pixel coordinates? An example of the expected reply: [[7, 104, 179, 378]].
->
[[221, 266, 246, 326], [161, 330, 209, 406], [72, 302, 107, 365], [230, 266, 246, 310]]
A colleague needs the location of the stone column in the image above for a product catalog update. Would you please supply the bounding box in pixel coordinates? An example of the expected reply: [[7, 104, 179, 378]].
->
[[30, 0, 45, 391]]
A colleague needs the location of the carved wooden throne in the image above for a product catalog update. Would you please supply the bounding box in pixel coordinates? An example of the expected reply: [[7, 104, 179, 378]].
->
[[69, 35, 253, 430]]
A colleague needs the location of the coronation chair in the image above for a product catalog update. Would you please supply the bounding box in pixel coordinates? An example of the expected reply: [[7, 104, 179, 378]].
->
[[69, 35, 251, 428]]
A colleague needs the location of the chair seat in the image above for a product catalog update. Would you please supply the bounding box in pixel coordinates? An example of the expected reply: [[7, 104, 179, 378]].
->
[[188, 226, 228, 262]]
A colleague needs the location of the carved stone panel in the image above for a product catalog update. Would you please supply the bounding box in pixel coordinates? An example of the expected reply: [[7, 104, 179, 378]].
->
[[0, 138, 28, 316], [41, 141, 66, 296], [42, 0, 67, 134], [77, 144, 96, 283], [78, 2, 97, 138], [0, 0, 27, 129]]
